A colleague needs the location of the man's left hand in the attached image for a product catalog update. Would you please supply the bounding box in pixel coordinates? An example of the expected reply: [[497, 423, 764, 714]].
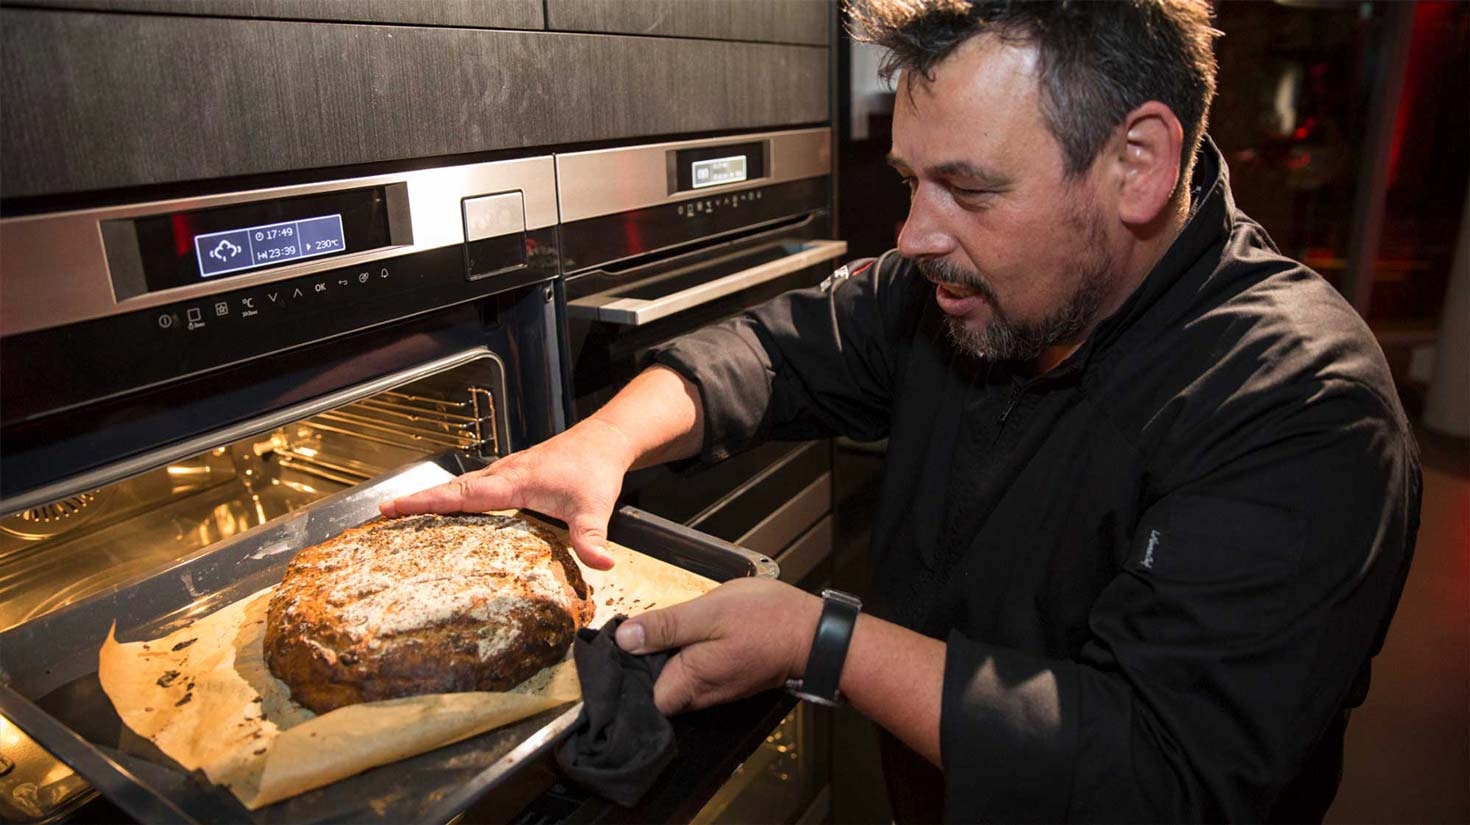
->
[[614, 578, 822, 715]]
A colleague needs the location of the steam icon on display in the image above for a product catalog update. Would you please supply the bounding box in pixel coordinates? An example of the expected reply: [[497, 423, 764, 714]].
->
[[209, 239, 243, 263]]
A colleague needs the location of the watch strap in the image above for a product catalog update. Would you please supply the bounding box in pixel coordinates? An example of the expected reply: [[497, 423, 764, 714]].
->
[[788, 589, 861, 705]]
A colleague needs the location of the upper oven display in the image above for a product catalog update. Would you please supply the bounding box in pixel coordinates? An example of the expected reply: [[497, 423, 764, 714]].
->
[[691, 156, 748, 189], [194, 213, 346, 278], [672, 141, 766, 193], [112, 185, 397, 296]]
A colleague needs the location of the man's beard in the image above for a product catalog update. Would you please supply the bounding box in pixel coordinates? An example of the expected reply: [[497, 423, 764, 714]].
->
[[919, 214, 1112, 363]]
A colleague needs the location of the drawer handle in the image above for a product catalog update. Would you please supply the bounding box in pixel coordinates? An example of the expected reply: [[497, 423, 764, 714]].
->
[[567, 239, 847, 326]]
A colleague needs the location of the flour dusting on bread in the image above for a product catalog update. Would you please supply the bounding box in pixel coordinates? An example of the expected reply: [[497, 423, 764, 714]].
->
[[264, 514, 594, 713]]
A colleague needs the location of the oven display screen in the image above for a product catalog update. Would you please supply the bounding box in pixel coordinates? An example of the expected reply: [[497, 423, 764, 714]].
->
[[195, 214, 346, 278], [691, 155, 748, 189], [126, 185, 394, 295], [672, 141, 766, 193]]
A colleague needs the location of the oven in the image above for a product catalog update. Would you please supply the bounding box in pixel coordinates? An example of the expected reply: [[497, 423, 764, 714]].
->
[[0, 152, 779, 823], [556, 127, 845, 825], [558, 127, 843, 587]]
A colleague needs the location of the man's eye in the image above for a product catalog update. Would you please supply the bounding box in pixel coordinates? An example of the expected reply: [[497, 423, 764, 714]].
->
[[950, 186, 996, 206], [898, 177, 917, 196]]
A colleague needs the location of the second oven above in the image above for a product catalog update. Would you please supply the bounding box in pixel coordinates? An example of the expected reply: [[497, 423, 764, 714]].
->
[[555, 127, 834, 281]]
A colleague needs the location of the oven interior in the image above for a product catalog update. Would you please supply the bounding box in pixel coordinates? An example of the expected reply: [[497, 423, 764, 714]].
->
[[0, 353, 506, 821], [0, 354, 506, 636]]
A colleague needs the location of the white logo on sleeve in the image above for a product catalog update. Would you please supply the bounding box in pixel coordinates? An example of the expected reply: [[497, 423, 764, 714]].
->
[[820, 264, 851, 293], [1143, 529, 1161, 569]]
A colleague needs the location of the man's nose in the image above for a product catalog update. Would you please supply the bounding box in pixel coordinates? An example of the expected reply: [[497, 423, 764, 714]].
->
[[896, 188, 953, 260]]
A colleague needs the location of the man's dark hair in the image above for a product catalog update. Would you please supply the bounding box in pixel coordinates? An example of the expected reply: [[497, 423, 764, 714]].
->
[[850, 0, 1219, 191]]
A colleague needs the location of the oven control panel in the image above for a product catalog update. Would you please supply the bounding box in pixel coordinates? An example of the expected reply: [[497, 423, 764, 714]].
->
[[0, 155, 556, 339], [153, 259, 415, 334], [0, 237, 556, 427]]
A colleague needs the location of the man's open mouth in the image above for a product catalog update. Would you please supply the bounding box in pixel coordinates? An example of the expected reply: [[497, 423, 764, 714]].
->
[[931, 280, 981, 300]]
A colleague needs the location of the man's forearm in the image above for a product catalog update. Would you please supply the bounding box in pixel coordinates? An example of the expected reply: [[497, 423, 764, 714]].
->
[[837, 615, 946, 766], [587, 364, 706, 470]]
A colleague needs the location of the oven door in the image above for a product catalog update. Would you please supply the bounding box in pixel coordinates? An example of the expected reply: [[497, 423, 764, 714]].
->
[[566, 237, 846, 327], [562, 230, 847, 421], [560, 227, 844, 542]]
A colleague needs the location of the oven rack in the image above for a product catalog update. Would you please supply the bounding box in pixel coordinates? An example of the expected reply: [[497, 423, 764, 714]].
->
[[274, 386, 498, 484]]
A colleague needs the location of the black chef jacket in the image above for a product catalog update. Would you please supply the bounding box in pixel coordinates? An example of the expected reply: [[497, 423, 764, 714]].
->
[[645, 142, 1421, 822]]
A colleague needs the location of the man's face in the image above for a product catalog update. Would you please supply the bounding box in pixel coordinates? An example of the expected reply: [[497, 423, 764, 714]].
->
[[889, 35, 1121, 362]]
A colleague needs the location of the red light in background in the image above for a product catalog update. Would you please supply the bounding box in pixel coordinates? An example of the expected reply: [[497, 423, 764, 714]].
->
[[1387, 2, 1459, 191]]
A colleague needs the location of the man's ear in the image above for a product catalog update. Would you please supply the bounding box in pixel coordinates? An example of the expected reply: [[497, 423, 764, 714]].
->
[[1113, 101, 1185, 228]]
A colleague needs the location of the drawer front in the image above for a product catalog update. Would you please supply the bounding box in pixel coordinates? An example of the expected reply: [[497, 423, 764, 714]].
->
[[736, 473, 831, 560], [688, 441, 830, 544], [771, 515, 834, 588]]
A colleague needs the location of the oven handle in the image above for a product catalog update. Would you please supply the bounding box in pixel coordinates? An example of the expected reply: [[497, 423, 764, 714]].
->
[[566, 239, 847, 326]]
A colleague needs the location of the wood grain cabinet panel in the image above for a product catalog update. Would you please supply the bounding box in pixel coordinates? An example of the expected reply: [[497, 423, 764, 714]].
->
[[0, 8, 829, 197], [547, 0, 831, 46], [8, 0, 547, 29]]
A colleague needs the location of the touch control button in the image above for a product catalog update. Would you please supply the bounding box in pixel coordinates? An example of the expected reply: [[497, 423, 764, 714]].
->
[[463, 192, 525, 243]]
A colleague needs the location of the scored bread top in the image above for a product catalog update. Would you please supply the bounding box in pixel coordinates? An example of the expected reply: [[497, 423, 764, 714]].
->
[[264, 513, 595, 711], [273, 514, 589, 657]]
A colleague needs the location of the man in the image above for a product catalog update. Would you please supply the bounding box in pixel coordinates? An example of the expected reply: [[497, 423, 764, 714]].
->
[[385, 1, 1420, 820]]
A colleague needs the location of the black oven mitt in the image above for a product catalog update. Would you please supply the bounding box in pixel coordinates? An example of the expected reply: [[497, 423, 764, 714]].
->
[[553, 616, 676, 807]]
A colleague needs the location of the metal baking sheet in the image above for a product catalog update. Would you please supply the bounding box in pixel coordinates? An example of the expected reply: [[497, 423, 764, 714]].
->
[[0, 456, 776, 824]]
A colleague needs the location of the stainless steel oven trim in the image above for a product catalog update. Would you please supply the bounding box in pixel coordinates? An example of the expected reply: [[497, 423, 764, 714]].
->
[[0, 348, 507, 517], [555, 127, 830, 223], [567, 239, 846, 326], [0, 157, 557, 337], [564, 209, 822, 282]]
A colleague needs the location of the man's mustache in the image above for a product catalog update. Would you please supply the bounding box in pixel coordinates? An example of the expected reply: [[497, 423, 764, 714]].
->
[[915, 258, 1000, 306]]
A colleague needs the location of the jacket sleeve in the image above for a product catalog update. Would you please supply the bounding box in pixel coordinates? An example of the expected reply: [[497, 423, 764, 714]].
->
[[644, 252, 923, 463], [940, 382, 1420, 822]]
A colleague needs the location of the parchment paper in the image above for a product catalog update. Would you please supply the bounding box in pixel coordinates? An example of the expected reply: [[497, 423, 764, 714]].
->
[[97, 512, 717, 810]]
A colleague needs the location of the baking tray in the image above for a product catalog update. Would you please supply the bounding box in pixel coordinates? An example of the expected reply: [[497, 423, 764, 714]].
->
[[0, 457, 778, 824]]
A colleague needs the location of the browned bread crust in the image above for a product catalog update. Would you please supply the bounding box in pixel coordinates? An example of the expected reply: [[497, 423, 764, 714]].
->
[[264, 513, 594, 713]]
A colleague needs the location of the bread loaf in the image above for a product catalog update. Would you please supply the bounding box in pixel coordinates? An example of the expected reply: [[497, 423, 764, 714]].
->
[[264, 513, 594, 713]]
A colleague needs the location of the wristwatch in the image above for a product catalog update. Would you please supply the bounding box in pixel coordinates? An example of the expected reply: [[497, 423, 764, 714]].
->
[[785, 589, 862, 706]]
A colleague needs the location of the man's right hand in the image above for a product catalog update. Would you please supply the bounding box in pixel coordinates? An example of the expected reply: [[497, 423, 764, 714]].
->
[[378, 417, 640, 570]]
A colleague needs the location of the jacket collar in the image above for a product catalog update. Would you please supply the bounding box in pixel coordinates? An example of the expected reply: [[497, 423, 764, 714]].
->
[[1038, 136, 1236, 383]]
